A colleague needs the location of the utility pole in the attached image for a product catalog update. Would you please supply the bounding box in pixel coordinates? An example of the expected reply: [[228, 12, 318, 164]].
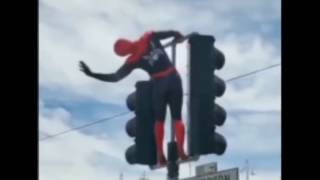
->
[[244, 159, 255, 180], [167, 43, 179, 180], [162, 32, 200, 180], [246, 160, 249, 180], [139, 171, 149, 180]]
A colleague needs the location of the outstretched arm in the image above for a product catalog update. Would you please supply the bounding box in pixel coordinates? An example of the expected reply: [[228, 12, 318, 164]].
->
[[153, 30, 184, 41], [79, 61, 134, 82]]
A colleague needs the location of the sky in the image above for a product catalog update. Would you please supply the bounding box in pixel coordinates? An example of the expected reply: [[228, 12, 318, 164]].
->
[[39, 0, 281, 180]]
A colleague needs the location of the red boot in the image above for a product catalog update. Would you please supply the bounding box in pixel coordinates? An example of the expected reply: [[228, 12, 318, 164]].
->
[[155, 121, 167, 165], [157, 153, 167, 166], [175, 120, 187, 160]]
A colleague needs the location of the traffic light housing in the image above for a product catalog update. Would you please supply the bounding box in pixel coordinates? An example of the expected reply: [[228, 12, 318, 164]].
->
[[125, 81, 157, 165], [187, 34, 227, 156]]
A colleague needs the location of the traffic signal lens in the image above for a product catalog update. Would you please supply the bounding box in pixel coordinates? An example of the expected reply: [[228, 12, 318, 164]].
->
[[212, 47, 225, 70], [209, 132, 227, 155], [213, 75, 226, 97], [125, 145, 137, 164], [126, 117, 136, 137], [212, 104, 227, 126], [126, 91, 136, 111]]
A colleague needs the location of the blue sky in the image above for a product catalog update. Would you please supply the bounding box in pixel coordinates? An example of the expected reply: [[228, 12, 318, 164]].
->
[[39, 0, 281, 180]]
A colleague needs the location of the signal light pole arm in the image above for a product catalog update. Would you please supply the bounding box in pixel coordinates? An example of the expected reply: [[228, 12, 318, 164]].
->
[[79, 61, 135, 82], [163, 32, 199, 48], [153, 30, 184, 41]]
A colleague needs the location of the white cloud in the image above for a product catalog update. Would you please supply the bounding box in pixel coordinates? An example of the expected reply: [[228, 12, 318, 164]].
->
[[178, 165, 281, 180], [214, 34, 281, 112], [39, 104, 153, 180], [39, 0, 281, 107], [221, 117, 281, 155], [39, 0, 281, 179], [239, 171, 281, 180], [39, 102, 280, 180]]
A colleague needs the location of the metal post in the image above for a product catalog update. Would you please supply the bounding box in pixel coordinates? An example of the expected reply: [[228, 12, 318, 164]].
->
[[246, 160, 249, 180], [164, 33, 198, 180], [167, 43, 179, 180], [186, 37, 191, 160], [171, 43, 176, 142]]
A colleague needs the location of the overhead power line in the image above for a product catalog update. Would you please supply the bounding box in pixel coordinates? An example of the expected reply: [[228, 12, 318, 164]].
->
[[39, 63, 281, 141], [226, 63, 280, 82], [39, 111, 131, 141]]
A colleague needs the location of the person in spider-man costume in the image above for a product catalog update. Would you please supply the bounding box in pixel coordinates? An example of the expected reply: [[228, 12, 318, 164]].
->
[[79, 30, 187, 166]]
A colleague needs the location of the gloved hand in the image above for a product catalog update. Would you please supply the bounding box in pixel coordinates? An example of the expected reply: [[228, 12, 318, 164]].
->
[[79, 60, 93, 76]]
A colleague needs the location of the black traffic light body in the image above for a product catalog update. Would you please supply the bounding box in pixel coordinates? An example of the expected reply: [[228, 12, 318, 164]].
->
[[187, 34, 227, 156], [125, 81, 157, 166]]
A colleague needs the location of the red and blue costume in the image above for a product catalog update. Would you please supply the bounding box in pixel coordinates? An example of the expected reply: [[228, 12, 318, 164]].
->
[[80, 30, 187, 165]]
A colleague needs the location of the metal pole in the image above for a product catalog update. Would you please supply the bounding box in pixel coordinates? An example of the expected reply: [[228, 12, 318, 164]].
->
[[163, 32, 198, 49], [246, 160, 249, 180], [171, 44, 176, 142], [186, 37, 191, 160], [167, 43, 178, 180], [165, 32, 198, 180]]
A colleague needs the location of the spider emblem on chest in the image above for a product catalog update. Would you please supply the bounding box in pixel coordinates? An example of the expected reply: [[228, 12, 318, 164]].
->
[[143, 42, 165, 66]]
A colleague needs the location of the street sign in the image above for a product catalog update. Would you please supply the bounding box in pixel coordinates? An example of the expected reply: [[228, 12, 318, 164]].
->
[[196, 162, 218, 176], [181, 168, 239, 180]]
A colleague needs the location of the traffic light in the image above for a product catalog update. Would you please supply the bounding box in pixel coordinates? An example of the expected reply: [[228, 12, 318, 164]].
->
[[187, 34, 227, 156], [125, 81, 157, 166]]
